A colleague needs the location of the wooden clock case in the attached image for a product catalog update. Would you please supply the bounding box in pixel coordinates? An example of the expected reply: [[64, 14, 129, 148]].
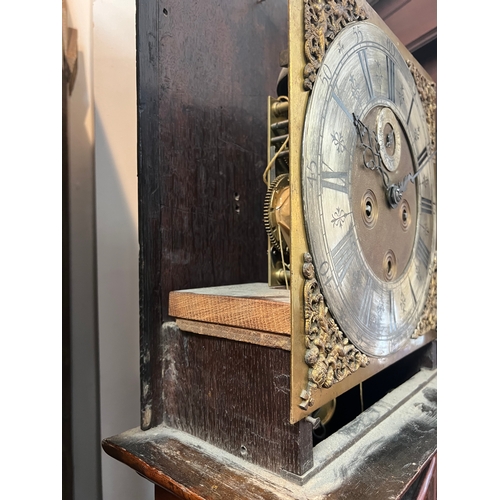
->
[[102, 1, 437, 498]]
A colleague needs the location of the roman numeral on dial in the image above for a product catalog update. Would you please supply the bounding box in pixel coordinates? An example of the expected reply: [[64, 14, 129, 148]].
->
[[321, 168, 348, 193], [417, 147, 429, 169], [389, 290, 398, 334], [330, 225, 357, 283], [387, 56, 396, 102], [330, 87, 353, 122], [359, 49, 373, 99], [409, 279, 417, 306], [416, 236, 431, 270], [421, 197, 435, 215], [406, 96, 414, 125], [359, 277, 374, 326]]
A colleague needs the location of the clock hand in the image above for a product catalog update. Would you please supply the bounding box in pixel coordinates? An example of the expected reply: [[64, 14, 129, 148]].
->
[[386, 174, 411, 208], [386, 150, 436, 208], [355, 112, 436, 209], [352, 113, 391, 190]]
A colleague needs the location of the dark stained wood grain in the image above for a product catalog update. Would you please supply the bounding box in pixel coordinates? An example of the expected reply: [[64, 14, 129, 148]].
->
[[161, 323, 313, 476], [103, 430, 299, 500], [136, 0, 288, 429], [157, 1, 287, 297], [102, 367, 437, 500], [155, 485, 181, 500], [137, 0, 163, 430]]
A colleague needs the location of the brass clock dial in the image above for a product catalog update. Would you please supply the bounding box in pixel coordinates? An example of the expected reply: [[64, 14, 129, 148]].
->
[[301, 22, 436, 357]]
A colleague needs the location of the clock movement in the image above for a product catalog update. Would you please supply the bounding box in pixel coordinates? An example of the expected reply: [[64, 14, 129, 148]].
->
[[103, 1, 437, 496]]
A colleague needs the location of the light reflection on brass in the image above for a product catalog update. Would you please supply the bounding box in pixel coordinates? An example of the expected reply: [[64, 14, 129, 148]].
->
[[313, 398, 336, 426], [272, 100, 289, 118], [264, 174, 291, 250], [274, 186, 291, 249]]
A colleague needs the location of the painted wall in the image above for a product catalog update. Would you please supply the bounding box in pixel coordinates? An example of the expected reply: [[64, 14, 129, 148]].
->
[[93, 0, 153, 499], [66, 0, 152, 498], [65, 0, 101, 498]]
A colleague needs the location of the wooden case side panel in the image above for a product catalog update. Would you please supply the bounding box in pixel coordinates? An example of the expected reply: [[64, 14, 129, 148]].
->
[[137, 0, 163, 429], [137, 0, 289, 428], [157, 1, 288, 303], [161, 323, 313, 476]]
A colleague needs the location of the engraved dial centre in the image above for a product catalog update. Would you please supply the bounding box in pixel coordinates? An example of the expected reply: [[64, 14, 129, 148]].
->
[[352, 105, 417, 282]]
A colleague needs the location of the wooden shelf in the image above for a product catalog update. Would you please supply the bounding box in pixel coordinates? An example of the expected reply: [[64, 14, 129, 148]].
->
[[169, 283, 291, 349]]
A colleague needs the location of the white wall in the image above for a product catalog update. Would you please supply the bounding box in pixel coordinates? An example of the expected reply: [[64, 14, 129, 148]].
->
[[66, 0, 101, 499], [65, 0, 153, 498], [93, 0, 154, 499]]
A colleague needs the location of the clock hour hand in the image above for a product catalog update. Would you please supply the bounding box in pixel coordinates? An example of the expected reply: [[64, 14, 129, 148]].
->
[[352, 113, 391, 190]]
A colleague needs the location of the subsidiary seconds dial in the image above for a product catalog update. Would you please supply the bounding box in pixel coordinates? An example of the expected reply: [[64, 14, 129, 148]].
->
[[302, 22, 436, 357]]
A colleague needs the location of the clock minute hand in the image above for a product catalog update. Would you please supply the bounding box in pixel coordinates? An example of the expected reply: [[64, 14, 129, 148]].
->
[[386, 174, 412, 208], [386, 150, 436, 208]]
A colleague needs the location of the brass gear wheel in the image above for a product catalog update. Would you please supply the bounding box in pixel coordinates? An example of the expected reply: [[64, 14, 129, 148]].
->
[[263, 173, 289, 250]]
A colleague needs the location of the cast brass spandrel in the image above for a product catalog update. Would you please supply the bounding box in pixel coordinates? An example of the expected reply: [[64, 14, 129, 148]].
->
[[299, 253, 370, 410], [408, 61, 437, 151], [303, 0, 368, 90]]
